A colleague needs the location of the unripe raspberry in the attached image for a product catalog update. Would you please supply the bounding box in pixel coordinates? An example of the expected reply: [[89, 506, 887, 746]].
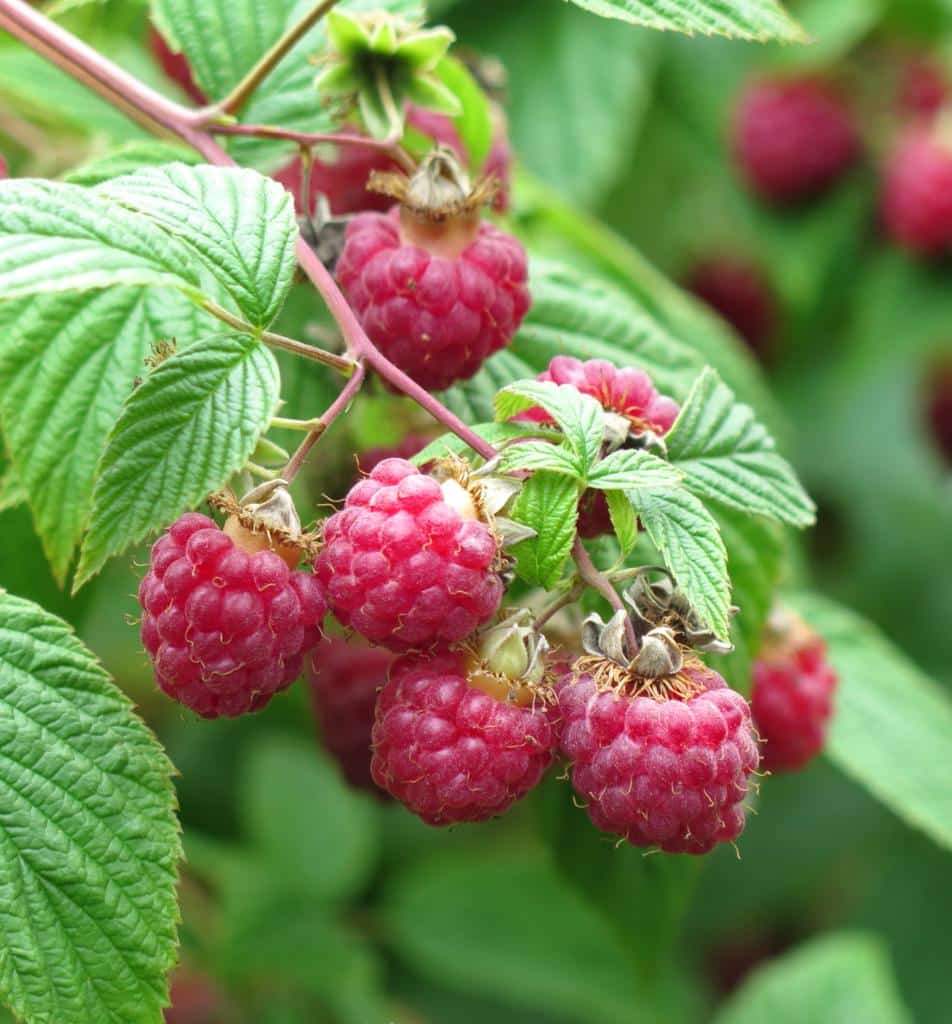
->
[[315, 458, 504, 651], [686, 257, 776, 360], [371, 647, 556, 824], [335, 150, 530, 392], [751, 614, 837, 773], [558, 661, 759, 854], [515, 356, 679, 537], [148, 26, 206, 105], [733, 77, 860, 204], [309, 636, 391, 793], [881, 127, 952, 254], [138, 513, 326, 718]]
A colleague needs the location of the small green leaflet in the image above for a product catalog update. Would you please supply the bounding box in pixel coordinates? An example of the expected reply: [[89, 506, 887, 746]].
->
[[96, 164, 298, 327], [410, 422, 557, 466], [496, 441, 582, 477], [64, 141, 202, 186], [75, 333, 280, 590], [509, 471, 581, 589], [666, 368, 816, 528], [628, 485, 731, 641], [495, 379, 605, 473], [606, 490, 638, 554], [586, 449, 683, 490], [0, 288, 204, 585], [714, 933, 912, 1024], [0, 464, 25, 512], [566, 0, 807, 42], [0, 591, 180, 1024], [0, 179, 202, 301]]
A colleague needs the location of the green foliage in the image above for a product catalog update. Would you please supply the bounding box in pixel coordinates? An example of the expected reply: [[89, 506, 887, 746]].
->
[[714, 932, 913, 1024], [76, 333, 279, 588], [64, 142, 202, 186], [508, 471, 581, 588], [566, 0, 806, 40], [0, 591, 179, 1024]]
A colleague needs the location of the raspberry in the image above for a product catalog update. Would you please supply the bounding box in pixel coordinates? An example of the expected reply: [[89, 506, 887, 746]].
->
[[138, 513, 326, 718], [515, 356, 679, 537], [356, 433, 429, 475], [686, 257, 776, 360], [557, 662, 759, 854], [898, 55, 948, 118], [165, 969, 223, 1024], [881, 127, 952, 254], [315, 458, 504, 651], [924, 360, 952, 465], [371, 648, 556, 824], [272, 144, 395, 217], [335, 148, 530, 392], [309, 636, 391, 793], [148, 26, 206, 105], [751, 624, 838, 773], [733, 77, 859, 204]]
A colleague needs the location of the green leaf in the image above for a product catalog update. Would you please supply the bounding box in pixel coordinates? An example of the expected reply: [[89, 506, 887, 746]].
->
[[509, 471, 580, 588], [64, 141, 202, 187], [496, 440, 582, 477], [511, 260, 704, 400], [606, 489, 638, 555], [433, 56, 493, 170], [410, 422, 557, 465], [0, 464, 25, 512], [449, 0, 659, 205], [628, 485, 730, 641], [587, 449, 683, 490], [240, 736, 378, 904], [75, 332, 280, 588], [0, 179, 203, 300], [383, 848, 644, 1024], [97, 164, 298, 327], [0, 591, 180, 1024], [666, 368, 816, 528], [0, 289, 204, 584], [790, 591, 952, 853], [714, 932, 913, 1024], [495, 379, 605, 472], [566, 0, 807, 41]]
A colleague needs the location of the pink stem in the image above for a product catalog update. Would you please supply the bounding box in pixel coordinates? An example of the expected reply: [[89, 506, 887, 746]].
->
[[0, 0, 496, 464], [572, 536, 639, 651]]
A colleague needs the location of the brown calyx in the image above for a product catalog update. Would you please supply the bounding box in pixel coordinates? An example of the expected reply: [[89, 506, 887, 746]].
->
[[572, 651, 707, 703], [208, 488, 321, 570]]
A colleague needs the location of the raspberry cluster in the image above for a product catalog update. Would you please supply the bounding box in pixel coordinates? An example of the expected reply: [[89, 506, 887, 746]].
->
[[558, 662, 759, 854], [316, 458, 504, 651], [139, 514, 326, 718]]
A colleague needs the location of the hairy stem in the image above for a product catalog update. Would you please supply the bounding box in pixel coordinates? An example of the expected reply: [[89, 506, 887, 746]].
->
[[198, 0, 343, 119], [283, 361, 366, 481]]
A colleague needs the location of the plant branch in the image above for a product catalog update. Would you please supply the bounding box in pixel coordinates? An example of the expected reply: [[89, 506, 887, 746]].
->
[[283, 360, 366, 481], [197, 0, 343, 119], [572, 536, 639, 652], [200, 300, 357, 375]]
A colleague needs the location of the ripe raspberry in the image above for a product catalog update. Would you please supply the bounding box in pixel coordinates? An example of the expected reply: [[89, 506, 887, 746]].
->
[[335, 150, 530, 392], [515, 356, 679, 537], [138, 513, 327, 718], [558, 662, 759, 854], [751, 622, 838, 773], [898, 55, 948, 118], [148, 26, 206, 105], [309, 636, 391, 793], [686, 257, 776, 360], [881, 127, 952, 254], [733, 77, 860, 204], [316, 458, 504, 651], [924, 360, 952, 465], [371, 648, 556, 824], [165, 969, 223, 1024]]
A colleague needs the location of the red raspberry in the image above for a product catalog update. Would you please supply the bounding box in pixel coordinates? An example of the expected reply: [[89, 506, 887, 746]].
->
[[138, 513, 326, 718], [881, 127, 952, 254], [336, 208, 529, 392], [148, 26, 206, 105], [924, 360, 952, 465], [751, 632, 838, 773], [165, 969, 223, 1024], [686, 257, 776, 360], [516, 356, 679, 538], [898, 55, 948, 118], [558, 662, 759, 854], [371, 648, 556, 824], [309, 636, 391, 793], [733, 77, 860, 204], [316, 458, 504, 651]]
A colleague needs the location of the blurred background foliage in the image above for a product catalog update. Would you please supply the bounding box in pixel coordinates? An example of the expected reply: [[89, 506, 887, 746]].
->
[[1, 0, 951, 1021]]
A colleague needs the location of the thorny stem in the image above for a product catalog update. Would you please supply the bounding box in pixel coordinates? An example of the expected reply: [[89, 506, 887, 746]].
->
[[0, 0, 497, 471], [196, 0, 344, 119], [200, 300, 357, 375], [572, 536, 639, 653], [283, 361, 366, 482]]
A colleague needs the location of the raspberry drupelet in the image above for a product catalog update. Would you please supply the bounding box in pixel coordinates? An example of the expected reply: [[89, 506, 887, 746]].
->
[[138, 511, 326, 718], [881, 127, 952, 254], [335, 148, 529, 392], [315, 457, 504, 652]]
